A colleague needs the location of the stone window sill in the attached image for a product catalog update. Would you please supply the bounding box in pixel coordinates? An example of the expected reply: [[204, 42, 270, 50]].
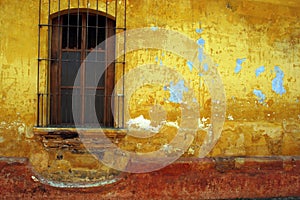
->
[[33, 127, 127, 153]]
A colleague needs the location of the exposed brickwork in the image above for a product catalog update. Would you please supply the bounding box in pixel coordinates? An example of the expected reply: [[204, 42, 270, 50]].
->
[[0, 157, 299, 199]]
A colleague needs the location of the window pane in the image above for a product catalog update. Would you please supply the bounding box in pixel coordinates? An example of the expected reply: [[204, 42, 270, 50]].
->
[[61, 51, 81, 86], [61, 89, 81, 124], [85, 51, 105, 87], [84, 89, 105, 125], [62, 14, 82, 49], [86, 15, 106, 49]]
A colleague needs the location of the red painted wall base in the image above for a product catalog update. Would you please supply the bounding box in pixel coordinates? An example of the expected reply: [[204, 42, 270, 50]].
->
[[0, 157, 299, 199]]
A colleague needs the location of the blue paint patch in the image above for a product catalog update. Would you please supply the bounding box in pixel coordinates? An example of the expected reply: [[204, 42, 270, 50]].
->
[[255, 66, 265, 77], [198, 47, 204, 63], [272, 66, 286, 95], [253, 89, 266, 103], [155, 56, 158, 62], [160, 60, 163, 66], [196, 28, 203, 34], [234, 58, 246, 74], [198, 73, 203, 77], [196, 37, 205, 63], [187, 61, 193, 72], [150, 26, 158, 31], [203, 63, 209, 72], [161, 52, 165, 57], [197, 38, 205, 46], [166, 80, 188, 103], [193, 98, 197, 103]]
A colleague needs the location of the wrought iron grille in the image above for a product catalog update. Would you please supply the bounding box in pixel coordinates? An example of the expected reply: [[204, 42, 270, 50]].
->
[[37, 0, 126, 128]]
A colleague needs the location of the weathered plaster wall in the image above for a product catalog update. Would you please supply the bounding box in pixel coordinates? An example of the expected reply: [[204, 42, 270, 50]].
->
[[0, 0, 40, 157], [120, 0, 300, 156], [0, 0, 299, 182]]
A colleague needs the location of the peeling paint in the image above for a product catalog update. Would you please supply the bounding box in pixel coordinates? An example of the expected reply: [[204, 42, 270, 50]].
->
[[164, 121, 179, 129], [272, 66, 286, 95], [255, 66, 265, 77], [253, 89, 266, 103], [203, 63, 208, 72], [165, 80, 188, 103], [188, 147, 195, 155], [197, 37, 205, 63], [197, 38, 205, 46], [196, 28, 203, 34], [150, 26, 158, 31], [127, 115, 161, 133], [127, 115, 180, 133], [159, 59, 163, 66], [198, 117, 211, 130], [228, 115, 234, 121], [234, 58, 246, 74], [187, 61, 193, 72], [198, 47, 204, 63], [18, 124, 25, 134]]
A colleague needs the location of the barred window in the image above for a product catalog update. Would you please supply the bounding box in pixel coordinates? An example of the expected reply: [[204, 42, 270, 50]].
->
[[37, 1, 126, 129], [49, 10, 115, 127]]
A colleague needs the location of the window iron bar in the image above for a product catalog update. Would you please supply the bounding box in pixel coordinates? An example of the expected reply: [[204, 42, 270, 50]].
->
[[37, 0, 126, 129]]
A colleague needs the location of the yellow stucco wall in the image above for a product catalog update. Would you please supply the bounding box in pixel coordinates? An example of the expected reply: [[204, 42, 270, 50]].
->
[[0, 0, 299, 181]]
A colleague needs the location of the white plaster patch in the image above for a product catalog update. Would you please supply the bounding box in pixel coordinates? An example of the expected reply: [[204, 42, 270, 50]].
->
[[188, 147, 195, 155], [127, 115, 180, 134], [127, 115, 161, 133], [31, 176, 39, 182], [18, 124, 25, 134], [162, 144, 173, 154], [228, 114, 234, 121], [198, 117, 211, 130], [164, 121, 179, 129]]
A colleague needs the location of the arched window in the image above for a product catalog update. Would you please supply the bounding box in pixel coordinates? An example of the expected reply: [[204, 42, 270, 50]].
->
[[50, 10, 115, 127]]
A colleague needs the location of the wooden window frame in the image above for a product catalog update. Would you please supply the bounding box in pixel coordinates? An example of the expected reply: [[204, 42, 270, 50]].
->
[[50, 9, 115, 127]]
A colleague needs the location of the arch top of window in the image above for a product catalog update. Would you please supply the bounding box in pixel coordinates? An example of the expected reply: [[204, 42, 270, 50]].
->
[[50, 8, 115, 21]]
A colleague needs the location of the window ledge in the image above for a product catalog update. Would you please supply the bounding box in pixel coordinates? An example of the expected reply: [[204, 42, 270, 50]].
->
[[33, 127, 127, 138], [33, 127, 127, 153]]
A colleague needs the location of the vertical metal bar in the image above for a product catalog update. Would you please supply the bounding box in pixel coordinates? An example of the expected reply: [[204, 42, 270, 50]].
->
[[67, 0, 70, 49], [57, 0, 62, 125], [122, 0, 127, 128], [41, 94, 44, 126], [81, 6, 87, 125], [66, 0, 71, 123], [56, 92, 59, 125], [115, 0, 117, 25], [118, 95, 120, 128], [46, 0, 51, 126], [77, 0, 80, 50], [86, 0, 89, 50], [96, 0, 99, 52], [114, 0, 118, 128], [104, 0, 108, 127], [37, 0, 42, 126]]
